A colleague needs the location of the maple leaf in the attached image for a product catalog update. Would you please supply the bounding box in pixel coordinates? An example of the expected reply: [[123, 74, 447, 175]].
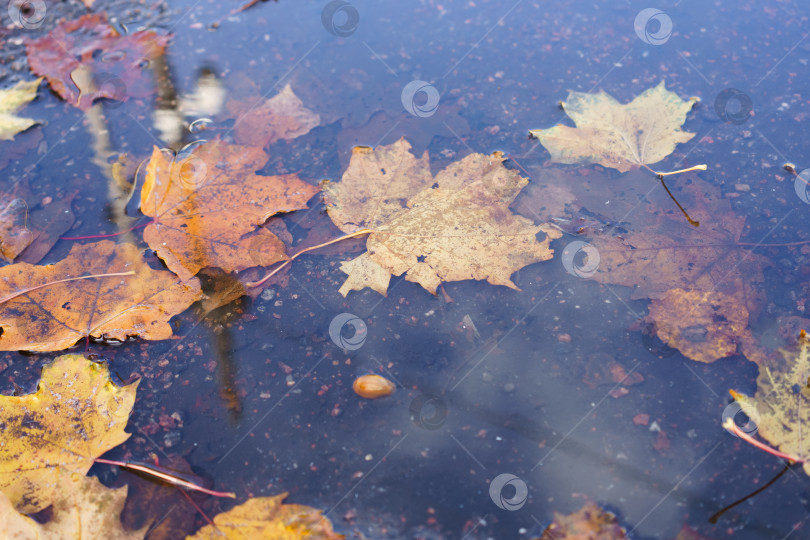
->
[[577, 175, 769, 364], [0, 355, 138, 513], [542, 502, 627, 539], [730, 332, 810, 476], [25, 13, 168, 110], [0, 240, 202, 352], [185, 493, 343, 540], [140, 139, 319, 281], [529, 81, 700, 174], [225, 83, 320, 148], [0, 77, 42, 140], [324, 139, 562, 296], [0, 195, 33, 262], [0, 471, 148, 539]]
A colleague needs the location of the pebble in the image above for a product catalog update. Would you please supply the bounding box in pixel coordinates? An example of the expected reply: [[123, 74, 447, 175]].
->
[[261, 288, 276, 301]]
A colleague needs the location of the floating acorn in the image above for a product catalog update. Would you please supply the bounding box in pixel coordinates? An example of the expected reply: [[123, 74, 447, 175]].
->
[[352, 374, 396, 399]]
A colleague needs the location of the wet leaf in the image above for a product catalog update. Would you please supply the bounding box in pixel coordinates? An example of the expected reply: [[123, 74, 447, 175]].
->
[[140, 139, 319, 281], [0, 240, 202, 352], [185, 493, 343, 540], [541, 502, 627, 539], [0, 354, 138, 513], [646, 288, 764, 364], [0, 195, 33, 262], [225, 83, 320, 148], [324, 139, 561, 296], [730, 331, 810, 476], [0, 77, 41, 140], [529, 81, 698, 173], [0, 471, 147, 539], [25, 13, 169, 110]]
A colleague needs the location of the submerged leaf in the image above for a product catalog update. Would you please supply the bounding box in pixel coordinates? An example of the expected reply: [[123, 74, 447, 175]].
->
[[0, 472, 148, 539], [0, 77, 42, 140], [324, 139, 561, 296], [541, 502, 627, 539], [0, 355, 138, 513], [185, 493, 343, 540], [529, 81, 698, 173], [0, 196, 33, 262], [0, 240, 202, 352], [140, 139, 319, 281], [25, 13, 168, 110]]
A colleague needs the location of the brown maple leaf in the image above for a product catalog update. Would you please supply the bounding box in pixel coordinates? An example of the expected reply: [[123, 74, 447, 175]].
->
[[140, 139, 320, 281], [529, 81, 701, 174], [324, 138, 561, 296], [0, 240, 202, 352], [25, 13, 169, 110]]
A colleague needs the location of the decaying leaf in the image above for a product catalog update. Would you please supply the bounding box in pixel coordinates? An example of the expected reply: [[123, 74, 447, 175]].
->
[[730, 331, 810, 476], [0, 471, 147, 539], [226, 83, 320, 148], [0, 195, 33, 262], [324, 139, 562, 296], [185, 493, 343, 540], [541, 502, 627, 539], [529, 81, 698, 173], [580, 176, 769, 364], [0, 77, 42, 140], [0, 240, 202, 352], [25, 13, 169, 110], [0, 354, 138, 513], [646, 288, 765, 364], [140, 139, 319, 281]]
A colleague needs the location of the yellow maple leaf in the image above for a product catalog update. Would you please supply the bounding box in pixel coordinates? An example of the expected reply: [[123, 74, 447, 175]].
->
[[185, 493, 343, 540], [0, 78, 42, 141], [730, 331, 810, 475], [529, 81, 701, 174], [0, 355, 138, 513], [324, 139, 562, 296], [0, 471, 148, 539]]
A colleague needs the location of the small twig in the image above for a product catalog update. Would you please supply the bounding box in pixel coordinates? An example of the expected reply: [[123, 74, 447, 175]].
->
[[94, 458, 236, 498]]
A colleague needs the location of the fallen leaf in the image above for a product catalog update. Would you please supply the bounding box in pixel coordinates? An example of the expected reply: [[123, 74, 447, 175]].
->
[[647, 288, 766, 364], [140, 139, 319, 281], [529, 81, 698, 173], [16, 191, 77, 264], [0, 354, 138, 513], [0, 77, 42, 140], [541, 502, 627, 539], [185, 493, 343, 539], [25, 13, 168, 110], [324, 139, 562, 296], [730, 331, 810, 476], [0, 195, 33, 262], [0, 471, 147, 539], [225, 83, 320, 148], [0, 240, 202, 352]]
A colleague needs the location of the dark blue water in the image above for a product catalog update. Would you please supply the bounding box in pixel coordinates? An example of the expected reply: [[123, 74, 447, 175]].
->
[[2, 0, 810, 538]]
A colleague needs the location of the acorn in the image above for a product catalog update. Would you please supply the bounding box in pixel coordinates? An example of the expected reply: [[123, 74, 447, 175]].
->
[[352, 374, 396, 399]]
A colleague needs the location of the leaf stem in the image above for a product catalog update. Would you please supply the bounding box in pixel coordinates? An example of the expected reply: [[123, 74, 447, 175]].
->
[[94, 458, 236, 498], [0, 271, 136, 305], [722, 417, 805, 463], [247, 228, 373, 288], [650, 164, 708, 177]]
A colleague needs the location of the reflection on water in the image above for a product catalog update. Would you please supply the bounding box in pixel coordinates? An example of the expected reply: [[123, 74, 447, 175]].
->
[[2, 0, 810, 538]]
